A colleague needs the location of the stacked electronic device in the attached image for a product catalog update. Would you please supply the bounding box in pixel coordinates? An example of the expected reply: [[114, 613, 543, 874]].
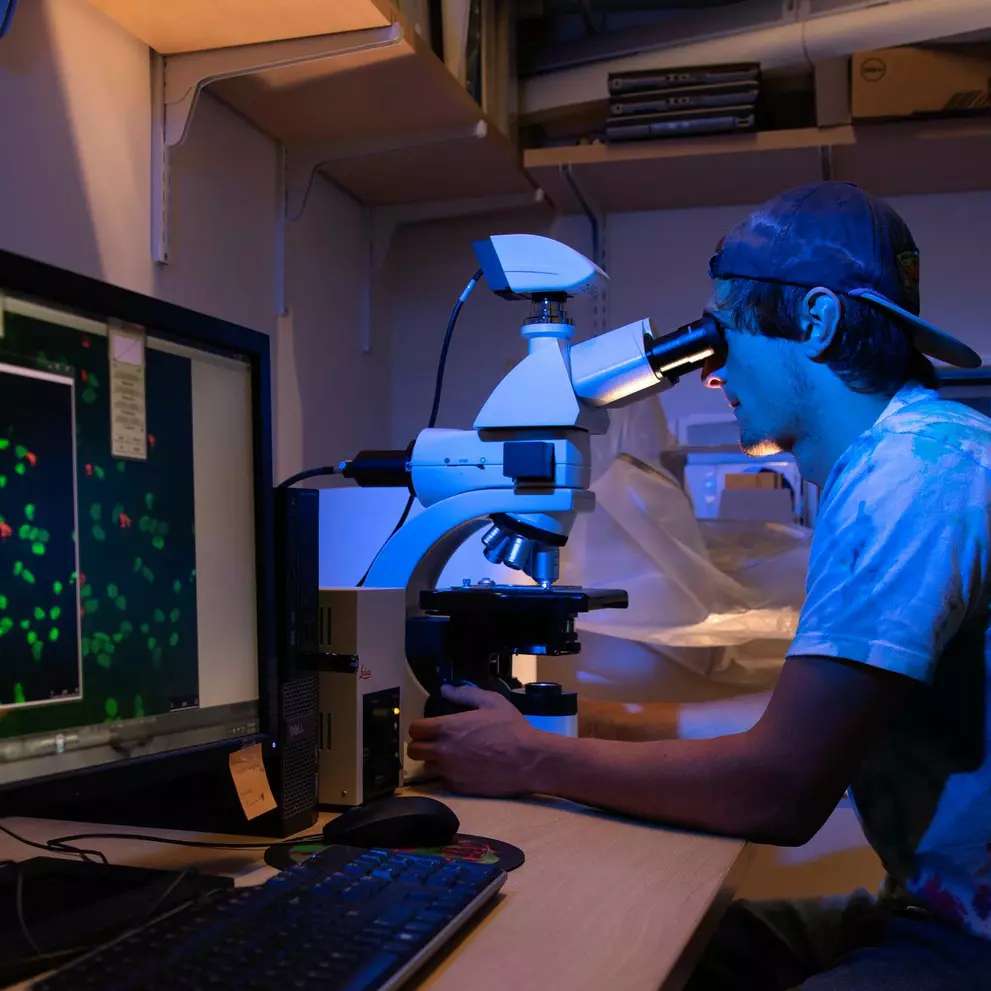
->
[[606, 62, 761, 144]]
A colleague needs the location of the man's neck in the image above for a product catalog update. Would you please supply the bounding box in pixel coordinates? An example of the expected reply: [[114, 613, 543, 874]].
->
[[791, 383, 894, 487]]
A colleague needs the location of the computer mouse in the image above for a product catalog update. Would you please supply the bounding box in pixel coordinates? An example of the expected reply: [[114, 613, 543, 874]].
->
[[322, 795, 460, 849]]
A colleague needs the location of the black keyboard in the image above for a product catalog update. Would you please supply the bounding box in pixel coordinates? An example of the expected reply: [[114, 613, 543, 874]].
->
[[31, 845, 506, 991]]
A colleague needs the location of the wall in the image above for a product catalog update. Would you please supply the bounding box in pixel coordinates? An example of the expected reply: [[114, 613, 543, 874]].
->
[[386, 190, 991, 442], [0, 0, 388, 480]]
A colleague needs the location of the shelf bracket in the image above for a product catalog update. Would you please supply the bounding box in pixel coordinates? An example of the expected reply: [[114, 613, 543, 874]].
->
[[819, 143, 834, 182], [561, 164, 610, 336], [281, 120, 541, 353], [283, 120, 490, 223], [151, 20, 403, 264]]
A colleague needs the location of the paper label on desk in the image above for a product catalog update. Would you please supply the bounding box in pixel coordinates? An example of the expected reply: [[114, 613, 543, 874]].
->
[[229, 743, 277, 820], [108, 321, 147, 461]]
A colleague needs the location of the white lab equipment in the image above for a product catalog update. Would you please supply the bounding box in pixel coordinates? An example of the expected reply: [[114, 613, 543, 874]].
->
[[321, 234, 726, 780]]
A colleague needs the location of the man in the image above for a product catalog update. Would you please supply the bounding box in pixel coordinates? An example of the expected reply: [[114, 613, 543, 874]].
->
[[407, 182, 991, 989]]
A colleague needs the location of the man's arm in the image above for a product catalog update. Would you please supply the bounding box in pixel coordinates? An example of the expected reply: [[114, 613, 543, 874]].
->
[[579, 693, 771, 741], [411, 654, 913, 847]]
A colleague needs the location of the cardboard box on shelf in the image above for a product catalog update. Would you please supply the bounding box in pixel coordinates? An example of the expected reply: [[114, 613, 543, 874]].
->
[[852, 45, 991, 122], [724, 472, 781, 491]]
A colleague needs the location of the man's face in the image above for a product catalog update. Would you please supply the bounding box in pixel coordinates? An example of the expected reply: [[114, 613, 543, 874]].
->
[[702, 279, 807, 457]]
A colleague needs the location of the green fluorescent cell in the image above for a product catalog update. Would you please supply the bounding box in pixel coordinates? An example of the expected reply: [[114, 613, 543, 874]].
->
[[105, 698, 118, 719], [158, 521, 170, 537], [140, 623, 150, 635], [113, 632, 123, 643], [120, 620, 133, 634], [81, 585, 92, 599], [15, 445, 27, 459], [169, 632, 179, 648], [142, 567, 154, 583], [107, 583, 118, 600], [15, 464, 25, 476], [49, 606, 61, 621], [152, 646, 163, 666], [33, 607, 44, 621], [13, 683, 24, 704], [154, 609, 165, 623], [92, 524, 106, 542], [148, 519, 158, 535], [19, 619, 29, 631], [22, 570, 35, 585], [89, 373, 100, 390], [0, 439, 8, 450], [0, 595, 6, 611], [53, 581, 63, 596], [90, 503, 102, 521], [49, 628, 59, 642], [31, 640, 43, 662], [25, 504, 35, 522], [147, 637, 157, 650], [18, 524, 30, 540], [13, 561, 23, 577], [27, 631, 38, 645], [112, 503, 124, 523], [96, 653, 111, 669], [38, 529, 50, 543], [133, 557, 143, 573], [139, 516, 150, 533], [173, 580, 182, 594], [0, 476, 6, 488], [82, 387, 97, 404], [152, 536, 165, 551], [145, 492, 154, 511], [170, 608, 180, 623], [115, 596, 126, 610], [94, 465, 105, 480], [84, 598, 99, 614], [117, 461, 126, 473], [31, 543, 45, 556], [0, 619, 12, 637]]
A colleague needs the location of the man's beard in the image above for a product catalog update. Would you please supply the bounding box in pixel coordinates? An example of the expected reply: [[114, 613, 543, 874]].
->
[[739, 429, 787, 458]]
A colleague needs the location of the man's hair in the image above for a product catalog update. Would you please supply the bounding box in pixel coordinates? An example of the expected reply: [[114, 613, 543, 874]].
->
[[718, 278, 938, 396]]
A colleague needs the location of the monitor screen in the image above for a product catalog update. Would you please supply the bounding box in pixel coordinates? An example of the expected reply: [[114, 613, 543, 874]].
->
[[0, 293, 260, 789]]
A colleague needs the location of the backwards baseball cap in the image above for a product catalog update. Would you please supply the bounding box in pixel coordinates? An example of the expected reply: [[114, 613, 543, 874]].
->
[[708, 181, 981, 369]]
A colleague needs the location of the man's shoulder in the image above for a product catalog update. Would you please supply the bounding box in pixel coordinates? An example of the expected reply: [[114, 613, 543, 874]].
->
[[855, 395, 991, 474]]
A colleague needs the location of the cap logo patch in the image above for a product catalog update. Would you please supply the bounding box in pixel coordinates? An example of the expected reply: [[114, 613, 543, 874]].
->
[[896, 249, 920, 307]]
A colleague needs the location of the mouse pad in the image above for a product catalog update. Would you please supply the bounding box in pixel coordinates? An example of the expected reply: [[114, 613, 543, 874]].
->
[[265, 834, 525, 873]]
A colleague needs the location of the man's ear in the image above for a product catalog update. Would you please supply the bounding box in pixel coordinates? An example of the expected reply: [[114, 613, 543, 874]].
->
[[797, 287, 842, 360]]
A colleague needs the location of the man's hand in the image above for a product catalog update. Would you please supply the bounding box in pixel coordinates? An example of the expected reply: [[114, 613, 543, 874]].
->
[[407, 685, 548, 797]]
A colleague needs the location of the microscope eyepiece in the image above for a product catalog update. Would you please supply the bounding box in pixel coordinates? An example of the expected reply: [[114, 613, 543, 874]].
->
[[645, 313, 725, 383]]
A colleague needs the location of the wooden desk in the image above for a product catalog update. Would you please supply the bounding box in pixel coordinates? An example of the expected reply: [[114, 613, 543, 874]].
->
[[1, 792, 749, 991]]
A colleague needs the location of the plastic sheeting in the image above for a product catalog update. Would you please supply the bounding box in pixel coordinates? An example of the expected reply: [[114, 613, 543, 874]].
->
[[558, 396, 812, 684]]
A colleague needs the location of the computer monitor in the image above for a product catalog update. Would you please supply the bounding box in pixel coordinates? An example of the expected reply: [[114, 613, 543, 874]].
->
[[0, 251, 316, 837]]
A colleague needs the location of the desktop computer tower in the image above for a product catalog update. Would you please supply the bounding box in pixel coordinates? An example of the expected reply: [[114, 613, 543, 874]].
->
[[315, 588, 405, 808]]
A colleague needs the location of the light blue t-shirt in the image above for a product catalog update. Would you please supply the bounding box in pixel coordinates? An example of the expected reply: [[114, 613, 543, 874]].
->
[[788, 383, 991, 938]]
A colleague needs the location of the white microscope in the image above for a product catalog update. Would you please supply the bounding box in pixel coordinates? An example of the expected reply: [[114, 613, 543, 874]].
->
[[315, 234, 724, 804]]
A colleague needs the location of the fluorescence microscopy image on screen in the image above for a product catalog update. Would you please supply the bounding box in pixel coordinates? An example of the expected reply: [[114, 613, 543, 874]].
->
[[0, 362, 82, 708], [0, 310, 200, 738]]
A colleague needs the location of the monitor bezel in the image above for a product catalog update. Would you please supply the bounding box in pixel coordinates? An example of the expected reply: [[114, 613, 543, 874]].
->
[[0, 249, 279, 816]]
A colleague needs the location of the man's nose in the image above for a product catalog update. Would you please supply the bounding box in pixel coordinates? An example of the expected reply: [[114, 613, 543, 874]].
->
[[701, 354, 726, 389]]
